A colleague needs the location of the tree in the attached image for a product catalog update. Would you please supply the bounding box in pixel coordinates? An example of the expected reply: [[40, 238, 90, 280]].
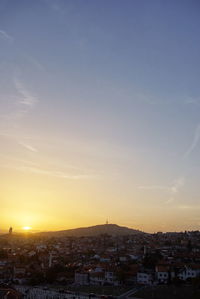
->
[[0, 249, 8, 259], [29, 271, 45, 285], [143, 251, 162, 269]]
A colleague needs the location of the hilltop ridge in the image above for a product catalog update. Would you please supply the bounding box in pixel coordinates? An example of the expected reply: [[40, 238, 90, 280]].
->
[[36, 223, 144, 237]]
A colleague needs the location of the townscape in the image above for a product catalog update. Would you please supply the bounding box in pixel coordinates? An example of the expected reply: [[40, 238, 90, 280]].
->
[[1, 0, 200, 298], [0, 224, 200, 298]]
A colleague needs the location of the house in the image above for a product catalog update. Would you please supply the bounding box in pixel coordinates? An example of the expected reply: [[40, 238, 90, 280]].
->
[[178, 265, 200, 281], [137, 272, 153, 285], [13, 265, 27, 284], [105, 271, 115, 284], [14, 266, 26, 278], [90, 272, 105, 285], [155, 265, 174, 284], [119, 256, 127, 262], [74, 272, 89, 285], [0, 262, 10, 280], [36, 244, 47, 251], [100, 257, 110, 263], [128, 254, 139, 261], [27, 251, 36, 257]]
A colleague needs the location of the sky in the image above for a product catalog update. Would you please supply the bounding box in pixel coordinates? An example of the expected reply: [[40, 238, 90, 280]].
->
[[0, 0, 200, 233]]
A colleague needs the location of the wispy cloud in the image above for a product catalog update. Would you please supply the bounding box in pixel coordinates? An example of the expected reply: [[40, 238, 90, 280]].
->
[[138, 177, 185, 204], [138, 185, 169, 191], [0, 77, 39, 156], [14, 78, 38, 108], [184, 96, 200, 106], [44, 0, 64, 14], [25, 55, 46, 71], [136, 93, 158, 105], [16, 166, 95, 180], [170, 177, 185, 194], [0, 77, 39, 127], [1, 155, 39, 167], [0, 30, 13, 43], [0, 134, 38, 155], [18, 141, 38, 153], [166, 177, 185, 204], [183, 124, 200, 158], [136, 93, 167, 105], [177, 205, 199, 210]]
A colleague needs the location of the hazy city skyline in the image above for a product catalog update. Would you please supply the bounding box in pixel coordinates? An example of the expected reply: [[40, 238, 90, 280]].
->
[[1, 0, 200, 233]]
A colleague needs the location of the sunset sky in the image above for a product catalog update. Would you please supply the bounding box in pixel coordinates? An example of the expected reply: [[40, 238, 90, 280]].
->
[[1, 0, 200, 233]]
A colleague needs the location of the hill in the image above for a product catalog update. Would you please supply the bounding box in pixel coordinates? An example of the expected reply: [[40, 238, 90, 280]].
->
[[37, 224, 144, 238]]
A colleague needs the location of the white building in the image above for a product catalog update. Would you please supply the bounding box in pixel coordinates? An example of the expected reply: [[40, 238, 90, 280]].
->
[[155, 265, 171, 284], [137, 272, 153, 285], [90, 272, 105, 285], [178, 265, 200, 281], [105, 271, 114, 284], [36, 244, 47, 251], [74, 272, 89, 285]]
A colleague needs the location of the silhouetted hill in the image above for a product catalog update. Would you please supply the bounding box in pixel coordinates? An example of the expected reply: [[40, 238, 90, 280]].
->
[[37, 224, 145, 237]]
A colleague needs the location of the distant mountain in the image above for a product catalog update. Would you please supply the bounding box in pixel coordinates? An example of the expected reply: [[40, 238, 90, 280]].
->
[[37, 224, 145, 237]]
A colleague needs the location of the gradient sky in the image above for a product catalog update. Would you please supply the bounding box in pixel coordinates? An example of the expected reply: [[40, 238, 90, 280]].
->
[[1, 0, 200, 233]]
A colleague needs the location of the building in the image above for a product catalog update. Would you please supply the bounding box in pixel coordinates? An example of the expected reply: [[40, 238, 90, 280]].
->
[[137, 272, 153, 285], [74, 272, 89, 285], [155, 265, 174, 284], [178, 265, 200, 281]]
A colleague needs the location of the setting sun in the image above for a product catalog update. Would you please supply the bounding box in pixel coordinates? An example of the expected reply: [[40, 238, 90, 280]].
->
[[22, 226, 31, 231], [1, 0, 200, 235]]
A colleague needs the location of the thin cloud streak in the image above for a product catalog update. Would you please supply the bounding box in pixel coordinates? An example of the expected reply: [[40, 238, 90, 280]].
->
[[184, 96, 200, 106], [0, 30, 13, 42], [16, 166, 96, 180], [0, 133, 38, 155], [18, 141, 38, 153], [1, 163, 95, 180], [138, 185, 169, 191], [0, 78, 39, 159], [166, 177, 185, 204], [1, 156, 39, 167], [44, 0, 65, 14], [14, 78, 38, 108], [183, 124, 200, 158], [178, 205, 200, 210], [0, 78, 39, 122], [138, 177, 185, 204], [26, 54, 46, 71]]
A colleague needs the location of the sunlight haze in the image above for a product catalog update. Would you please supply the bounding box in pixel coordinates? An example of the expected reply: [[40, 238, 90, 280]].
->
[[1, 0, 200, 233]]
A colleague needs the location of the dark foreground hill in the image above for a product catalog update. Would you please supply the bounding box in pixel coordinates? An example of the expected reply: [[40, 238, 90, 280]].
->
[[37, 224, 145, 238]]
